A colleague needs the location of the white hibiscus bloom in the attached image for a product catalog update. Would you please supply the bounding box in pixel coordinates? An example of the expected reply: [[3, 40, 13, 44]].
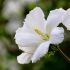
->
[[2, 0, 22, 19], [46, 8, 70, 31], [62, 8, 70, 30], [15, 7, 64, 64]]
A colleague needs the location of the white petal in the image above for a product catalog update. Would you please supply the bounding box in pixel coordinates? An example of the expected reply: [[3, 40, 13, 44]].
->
[[32, 41, 50, 63], [16, 24, 34, 34], [46, 8, 66, 34], [49, 27, 64, 44], [15, 32, 43, 49], [62, 8, 70, 30], [24, 7, 46, 32], [19, 46, 37, 53], [17, 53, 32, 64], [3, 0, 22, 18], [16, 21, 45, 38]]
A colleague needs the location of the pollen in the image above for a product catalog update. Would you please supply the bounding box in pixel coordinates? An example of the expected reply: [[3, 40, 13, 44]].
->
[[35, 29, 49, 40]]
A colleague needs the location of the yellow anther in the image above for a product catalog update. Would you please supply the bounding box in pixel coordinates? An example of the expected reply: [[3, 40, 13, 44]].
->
[[35, 29, 49, 40]]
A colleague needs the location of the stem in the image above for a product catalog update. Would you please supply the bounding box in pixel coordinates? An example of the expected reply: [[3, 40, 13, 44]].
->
[[57, 46, 70, 63]]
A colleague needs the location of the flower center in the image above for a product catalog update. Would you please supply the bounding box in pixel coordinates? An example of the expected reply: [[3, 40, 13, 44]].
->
[[35, 29, 49, 40]]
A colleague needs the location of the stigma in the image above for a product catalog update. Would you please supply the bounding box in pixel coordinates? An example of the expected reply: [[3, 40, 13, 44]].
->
[[35, 29, 49, 40]]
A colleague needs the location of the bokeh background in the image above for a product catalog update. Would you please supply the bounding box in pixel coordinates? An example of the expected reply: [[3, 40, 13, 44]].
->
[[0, 0, 70, 70]]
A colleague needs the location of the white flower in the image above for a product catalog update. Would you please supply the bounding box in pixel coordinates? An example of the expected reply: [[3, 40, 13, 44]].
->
[[2, 0, 22, 19], [62, 8, 70, 30], [46, 8, 70, 31], [15, 7, 64, 64]]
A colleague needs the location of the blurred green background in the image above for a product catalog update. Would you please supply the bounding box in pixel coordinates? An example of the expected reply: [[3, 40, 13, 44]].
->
[[0, 0, 70, 70]]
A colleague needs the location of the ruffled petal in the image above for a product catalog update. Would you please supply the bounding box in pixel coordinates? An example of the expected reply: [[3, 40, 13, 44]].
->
[[31, 41, 50, 63], [46, 8, 66, 34], [24, 7, 46, 32], [16, 24, 34, 34], [15, 31, 43, 48], [62, 8, 70, 30], [19, 46, 37, 53], [17, 53, 32, 64], [49, 27, 64, 44]]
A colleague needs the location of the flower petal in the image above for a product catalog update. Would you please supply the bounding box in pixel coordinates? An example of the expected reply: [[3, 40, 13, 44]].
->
[[3, 0, 22, 18], [62, 8, 70, 30], [16, 24, 34, 34], [15, 30, 43, 49], [31, 41, 50, 63], [19, 46, 37, 53], [17, 53, 32, 64], [24, 7, 46, 32], [49, 27, 64, 44], [46, 8, 66, 34]]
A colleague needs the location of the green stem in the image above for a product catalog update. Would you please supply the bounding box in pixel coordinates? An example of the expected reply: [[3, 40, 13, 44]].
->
[[57, 46, 70, 63]]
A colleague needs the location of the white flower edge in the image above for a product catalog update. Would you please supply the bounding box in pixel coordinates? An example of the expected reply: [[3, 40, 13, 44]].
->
[[62, 8, 70, 30], [45, 8, 66, 34], [15, 7, 64, 64], [46, 8, 70, 31], [31, 27, 64, 62], [31, 41, 50, 63], [24, 7, 46, 33], [16, 26, 64, 64], [17, 53, 32, 64]]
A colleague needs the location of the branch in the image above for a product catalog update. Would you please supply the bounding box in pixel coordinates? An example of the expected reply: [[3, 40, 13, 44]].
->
[[57, 46, 70, 63]]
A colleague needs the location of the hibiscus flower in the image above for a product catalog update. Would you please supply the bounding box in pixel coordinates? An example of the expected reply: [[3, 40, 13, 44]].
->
[[15, 7, 64, 64]]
